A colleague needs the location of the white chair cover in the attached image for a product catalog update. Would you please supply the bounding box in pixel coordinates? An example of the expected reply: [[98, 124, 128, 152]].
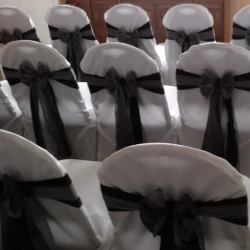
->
[[81, 42, 175, 161], [0, 129, 104, 249], [45, 5, 98, 65], [0, 40, 97, 160], [162, 4, 214, 86], [230, 5, 250, 50], [60, 159, 115, 250], [0, 80, 23, 134], [176, 42, 250, 177], [104, 4, 164, 71], [0, 6, 40, 44], [98, 143, 250, 250]]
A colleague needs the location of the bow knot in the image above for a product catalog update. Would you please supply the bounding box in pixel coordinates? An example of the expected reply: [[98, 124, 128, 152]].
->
[[140, 189, 204, 250], [105, 68, 138, 98], [1, 175, 23, 219], [58, 28, 82, 49], [200, 69, 234, 99], [117, 28, 140, 47], [19, 61, 50, 91], [176, 31, 200, 52]]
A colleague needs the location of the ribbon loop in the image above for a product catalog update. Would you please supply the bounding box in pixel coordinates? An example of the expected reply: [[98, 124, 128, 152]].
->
[[245, 28, 250, 46], [175, 31, 200, 52], [220, 72, 234, 99], [58, 28, 82, 49]]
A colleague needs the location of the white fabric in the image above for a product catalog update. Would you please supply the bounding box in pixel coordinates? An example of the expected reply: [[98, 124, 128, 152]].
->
[[0, 80, 23, 134], [162, 4, 214, 86], [176, 42, 250, 177], [0, 129, 103, 249], [98, 143, 250, 250], [45, 5, 98, 58], [81, 42, 175, 161], [0, 40, 97, 160], [60, 159, 115, 250], [0, 6, 39, 40], [230, 5, 250, 50], [104, 4, 166, 76]]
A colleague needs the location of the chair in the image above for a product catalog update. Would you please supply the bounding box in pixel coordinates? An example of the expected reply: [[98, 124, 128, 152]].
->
[[0, 80, 23, 135], [0, 129, 108, 249], [0, 40, 97, 161], [163, 4, 215, 85], [81, 42, 175, 161], [104, 4, 165, 73], [45, 5, 99, 81], [176, 42, 250, 177], [98, 143, 250, 250], [0, 6, 40, 44], [231, 5, 250, 50]]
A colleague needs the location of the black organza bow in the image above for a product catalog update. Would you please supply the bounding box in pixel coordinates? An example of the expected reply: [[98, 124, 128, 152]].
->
[[101, 185, 248, 250], [176, 68, 250, 169], [166, 27, 215, 53], [232, 23, 250, 46], [106, 22, 154, 48], [3, 62, 79, 159], [0, 174, 82, 250], [0, 28, 40, 44], [49, 24, 96, 81], [84, 68, 164, 150], [116, 28, 140, 47]]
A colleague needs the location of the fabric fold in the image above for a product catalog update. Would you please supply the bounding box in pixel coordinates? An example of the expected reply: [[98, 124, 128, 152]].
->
[[101, 185, 248, 250], [3, 62, 79, 159], [49, 24, 96, 81], [84, 69, 164, 150]]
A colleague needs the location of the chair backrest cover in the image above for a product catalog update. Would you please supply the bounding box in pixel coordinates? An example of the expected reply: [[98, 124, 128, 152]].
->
[[45, 5, 98, 81], [98, 143, 250, 250], [231, 5, 250, 50], [176, 42, 250, 177], [104, 4, 162, 69], [81, 42, 173, 161], [0, 6, 40, 44], [0, 40, 96, 160], [0, 129, 103, 249]]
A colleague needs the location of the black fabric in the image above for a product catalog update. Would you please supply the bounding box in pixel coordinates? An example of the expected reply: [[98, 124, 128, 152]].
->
[[84, 70, 164, 150], [106, 22, 154, 47], [1, 174, 82, 250], [232, 23, 250, 46], [166, 27, 215, 53], [101, 184, 248, 250], [48, 24, 96, 81], [0, 28, 40, 44], [176, 68, 250, 169], [3, 63, 78, 159]]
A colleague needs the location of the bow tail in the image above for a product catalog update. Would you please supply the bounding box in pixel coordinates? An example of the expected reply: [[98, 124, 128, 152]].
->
[[115, 89, 134, 150], [182, 41, 189, 53], [66, 40, 78, 80], [30, 83, 47, 149], [38, 82, 73, 159], [225, 98, 238, 168], [129, 97, 143, 144], [74, 44, 85, 82], [202, 92, 225, 158], [1, 204, 35, 250]]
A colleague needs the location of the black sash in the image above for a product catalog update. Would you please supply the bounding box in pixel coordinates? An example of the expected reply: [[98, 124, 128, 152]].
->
[[232, 23, 250, 46], [49, 24, 96, 81], [0, 173, 82, 250], [101, 184, 248, 250], [0, 28, 40, 44], [166, 27, 215, 52], [176, 68, 250, 168], [84, 69, 164, 150], [106, 22, 154, 48], [3, 62, 78, 159]]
